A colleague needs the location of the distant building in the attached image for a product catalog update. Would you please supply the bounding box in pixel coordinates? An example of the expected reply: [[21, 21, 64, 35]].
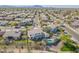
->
[[20, 18, 33, 26], [73, 16, 79, 20], [71, 20, 79, 28], [40, 13, 49, 22], [0, 17, 4, 20], [0, 31, 5, 36], [14, 18, 24, 21], [0, 21, 8, 26], [4, 17, 14, 21]]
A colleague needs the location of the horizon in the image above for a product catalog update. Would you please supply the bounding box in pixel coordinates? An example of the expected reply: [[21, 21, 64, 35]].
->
[[0, 5, 79, 8]]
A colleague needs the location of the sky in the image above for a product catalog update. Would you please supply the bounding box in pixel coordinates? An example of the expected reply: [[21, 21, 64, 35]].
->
[[0, 0, 79, 8], [43, 5, 79, 8], [0, 0, 79, 5]]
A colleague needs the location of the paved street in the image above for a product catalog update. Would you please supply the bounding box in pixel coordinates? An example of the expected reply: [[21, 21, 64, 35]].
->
[[64, 24, 79, 44]]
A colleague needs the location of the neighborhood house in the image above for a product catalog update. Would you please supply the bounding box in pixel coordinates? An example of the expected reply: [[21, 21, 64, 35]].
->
[[3, 31, 22, 40]]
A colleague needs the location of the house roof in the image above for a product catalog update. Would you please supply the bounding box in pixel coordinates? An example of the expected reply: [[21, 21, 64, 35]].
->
[[14, 18, 24, 21], [3, 31, 21, 38], [43, 32, 49, 37], [21, 18, 32, 22], [28, 27, 43, 37], [72, 20, 79, 26], [0, 21, 8, 25], [0, 31, 5, 35]]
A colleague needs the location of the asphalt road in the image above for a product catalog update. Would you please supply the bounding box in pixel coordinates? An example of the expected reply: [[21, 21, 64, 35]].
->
[[64, 24, 79, 44]]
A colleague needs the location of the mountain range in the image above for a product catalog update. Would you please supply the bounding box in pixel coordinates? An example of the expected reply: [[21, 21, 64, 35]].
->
[[0, 5, 43, 8], [0, 5, 79, 8]]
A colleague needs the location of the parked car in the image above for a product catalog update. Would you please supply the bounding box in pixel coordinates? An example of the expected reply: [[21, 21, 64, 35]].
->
[[45, 38, 60, 46]]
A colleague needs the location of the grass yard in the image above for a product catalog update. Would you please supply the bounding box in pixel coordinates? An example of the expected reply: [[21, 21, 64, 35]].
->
[[61, 42, 76, 51]]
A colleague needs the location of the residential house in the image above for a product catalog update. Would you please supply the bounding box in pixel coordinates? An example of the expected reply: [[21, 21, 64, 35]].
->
[[4, 16, 14, 21], [20, 18, 33, 26], [14, 18, 24, 21], [28, 27, 45, 41], [0, 21, 8, 26], [71, 20, 79, 28], [0, 31, 5, 36], [40, 13, 48, 22], [3, 31, 22, 40], [0, 17, 4, 20], [50, 22, 60, 33]]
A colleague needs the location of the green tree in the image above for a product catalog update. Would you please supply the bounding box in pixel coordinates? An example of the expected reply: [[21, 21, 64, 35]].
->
[[59, 34, 71, 42], [59, 34, 76, 45]]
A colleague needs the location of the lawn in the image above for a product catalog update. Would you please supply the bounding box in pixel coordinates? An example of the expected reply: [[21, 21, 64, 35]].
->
[[61, 43, 76, 51]]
